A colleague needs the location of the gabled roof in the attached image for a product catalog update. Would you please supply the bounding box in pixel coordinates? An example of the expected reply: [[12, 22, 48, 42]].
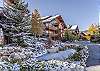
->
[[42, 19, 52, 23], [47, 15, 60, 21], [39, 16, 51, 20], [42, 15, 60, 23], [70, 25, 78, 30]]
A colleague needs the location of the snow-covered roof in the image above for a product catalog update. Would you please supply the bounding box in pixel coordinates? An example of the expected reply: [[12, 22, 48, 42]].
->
[[70, 25, 78, 30], [40, 16, 51, 20], [42, 19, 52, 23], [47, 15, 60, 20], [42, 15, 60, 23]]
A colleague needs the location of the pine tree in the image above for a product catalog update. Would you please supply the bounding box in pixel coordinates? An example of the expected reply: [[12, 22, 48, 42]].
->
[[2, 0, 32, 46]]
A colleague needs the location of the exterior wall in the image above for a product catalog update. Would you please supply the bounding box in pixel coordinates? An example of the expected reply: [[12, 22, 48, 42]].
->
[[55, 16, 66, 38], [42, 15, 66, 40], [69, 26, 79, 36]]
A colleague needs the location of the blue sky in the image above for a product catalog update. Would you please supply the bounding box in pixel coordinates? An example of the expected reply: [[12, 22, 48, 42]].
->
[[0, 0, 99, 31]]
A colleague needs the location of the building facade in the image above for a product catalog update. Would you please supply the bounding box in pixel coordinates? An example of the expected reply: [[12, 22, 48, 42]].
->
[[42, 15, 66, 40]]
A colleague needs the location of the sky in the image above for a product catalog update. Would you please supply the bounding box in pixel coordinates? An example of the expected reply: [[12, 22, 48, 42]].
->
[[0, 0, 99, 31]]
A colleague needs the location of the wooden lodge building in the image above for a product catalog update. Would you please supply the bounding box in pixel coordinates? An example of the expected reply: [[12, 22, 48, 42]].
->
[[41, 15, 67, 40], [69, 25, 79, 35]]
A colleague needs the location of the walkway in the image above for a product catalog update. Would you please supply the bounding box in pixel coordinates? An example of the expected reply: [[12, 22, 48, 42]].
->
[[75, 41, 100, 67], [76, 41, 100, 71], [86, 44, 100, 67]]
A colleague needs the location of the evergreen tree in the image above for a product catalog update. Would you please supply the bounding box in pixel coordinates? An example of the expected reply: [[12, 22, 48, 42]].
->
[[2, 0, 32, 46]]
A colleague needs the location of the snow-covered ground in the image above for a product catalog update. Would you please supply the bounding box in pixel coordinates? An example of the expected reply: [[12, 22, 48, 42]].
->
[[76, 41, 100, 71], [0, 39, 89, 71], [37, 49, 76, 61], [31, 60, 85, 71], [86, 65, 100, 71]]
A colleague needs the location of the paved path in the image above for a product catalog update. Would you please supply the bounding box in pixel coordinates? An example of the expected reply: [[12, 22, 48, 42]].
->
[[72, 41, 100, 67], [72, 41, 100, 71], [76, 41, 100, 71], [37, 49, 76, 61], [86, 44, 100, 67]]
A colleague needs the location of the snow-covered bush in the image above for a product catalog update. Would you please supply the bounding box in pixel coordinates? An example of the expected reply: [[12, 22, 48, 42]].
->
[[25, 60, 85, 71]]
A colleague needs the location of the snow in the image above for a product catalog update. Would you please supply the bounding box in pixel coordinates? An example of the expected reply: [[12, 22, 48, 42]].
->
[[0, 0, 89, 70], [0, 41, 89, 71], [47, 15, 60, 20], [42, 19, 51, 23], [86, 65, 100, 71], [32, 60, 85, 71], [12, 63, 20, 71], [39, 16, 51, 20], [70, 25, 78, 30], [37, 49, 76, 61], [42, 15, 60, 23]]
